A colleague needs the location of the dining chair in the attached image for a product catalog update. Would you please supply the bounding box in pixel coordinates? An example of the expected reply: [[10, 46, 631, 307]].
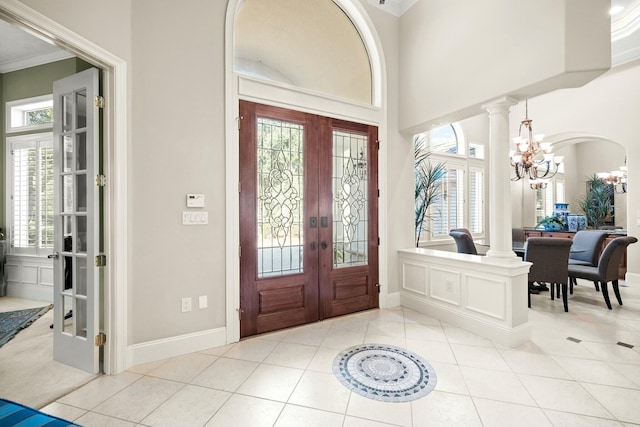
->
[[448, 229, 478, 255], [568, 230, 609, 293], [568, 236, 637, 309], [512, 228, 525, 244], [512, 228, 526, 259], [525, 237, 572, 311]]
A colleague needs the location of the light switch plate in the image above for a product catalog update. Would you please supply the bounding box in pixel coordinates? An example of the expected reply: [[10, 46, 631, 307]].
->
[[199, 295, 208, 309], [183, 211, 208, 225]]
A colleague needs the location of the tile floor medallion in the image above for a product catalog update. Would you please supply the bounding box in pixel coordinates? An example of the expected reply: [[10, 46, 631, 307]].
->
[[333, 343, 437, 402]]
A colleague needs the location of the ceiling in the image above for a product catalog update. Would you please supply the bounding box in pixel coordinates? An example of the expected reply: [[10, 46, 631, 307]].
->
[[0, 19, 72, 73], [1, 1, 640, 73]]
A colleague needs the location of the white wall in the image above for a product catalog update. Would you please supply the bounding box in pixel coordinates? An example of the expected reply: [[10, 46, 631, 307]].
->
[[398, 0, 610, 134]]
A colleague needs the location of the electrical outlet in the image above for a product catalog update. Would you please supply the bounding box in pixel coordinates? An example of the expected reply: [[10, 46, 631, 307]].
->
[[199, 295, 208, 309], [181, 297, 192, 312], [446, 280, 454, 292]]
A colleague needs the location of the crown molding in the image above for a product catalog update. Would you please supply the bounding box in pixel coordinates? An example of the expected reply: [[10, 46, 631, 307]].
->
[[0, 49, 73, 73]]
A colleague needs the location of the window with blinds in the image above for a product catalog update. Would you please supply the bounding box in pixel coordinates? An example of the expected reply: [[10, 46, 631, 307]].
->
[[431, 166, 464, 237], [415, 122, 486, 244], [469, 168, 484, 234], [8, 135, 54, 255]]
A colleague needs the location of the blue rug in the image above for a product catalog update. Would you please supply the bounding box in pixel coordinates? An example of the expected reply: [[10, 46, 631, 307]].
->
[[0, 305, 52, 348], [333, 343, 437, 402], [0, 399, 78, 426]]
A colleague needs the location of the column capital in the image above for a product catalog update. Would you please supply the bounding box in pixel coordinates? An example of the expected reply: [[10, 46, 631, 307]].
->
[[481, 96, 519, 115]]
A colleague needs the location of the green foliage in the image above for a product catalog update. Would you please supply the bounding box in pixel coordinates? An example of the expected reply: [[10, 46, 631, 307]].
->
[[536, 215, 565, 231], [415, 135, 446, 247], [26, 108, 53, 126], [578, 175, 612, 229]]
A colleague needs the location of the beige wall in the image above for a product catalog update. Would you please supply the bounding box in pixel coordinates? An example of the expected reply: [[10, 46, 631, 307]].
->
[[129, 0, 228, 343]]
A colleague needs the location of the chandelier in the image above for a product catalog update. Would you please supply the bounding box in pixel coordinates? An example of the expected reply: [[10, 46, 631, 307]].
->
[[597, 158, 627, 193], [509, 100, 563, 189]]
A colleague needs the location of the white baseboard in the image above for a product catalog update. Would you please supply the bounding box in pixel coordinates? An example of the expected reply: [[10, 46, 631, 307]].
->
[[127, 327, 227, 368], [401, 291, 531, 348], [626, 272, 639, 286], [381, 291, 401, 308]]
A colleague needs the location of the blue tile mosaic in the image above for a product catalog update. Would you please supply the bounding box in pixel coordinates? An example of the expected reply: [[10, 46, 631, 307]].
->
[[332, 344, 437, 403]]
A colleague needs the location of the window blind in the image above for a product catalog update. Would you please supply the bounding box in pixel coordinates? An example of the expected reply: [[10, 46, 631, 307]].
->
[[10, 137, 54, 255]]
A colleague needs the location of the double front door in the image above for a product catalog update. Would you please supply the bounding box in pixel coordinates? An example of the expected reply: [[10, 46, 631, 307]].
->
[[239, 101, 379, 338]]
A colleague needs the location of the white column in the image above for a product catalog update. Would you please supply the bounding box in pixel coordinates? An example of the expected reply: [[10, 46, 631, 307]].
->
[[483, 97, 519, 260]]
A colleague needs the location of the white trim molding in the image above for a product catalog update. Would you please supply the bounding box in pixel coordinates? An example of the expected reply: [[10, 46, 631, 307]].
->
[[0, 0, 129, 375], [127, 328, 227, 368]]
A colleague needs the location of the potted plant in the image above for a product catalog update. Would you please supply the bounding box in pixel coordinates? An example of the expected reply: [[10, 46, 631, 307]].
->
[[414, 136, 446, 246], [536, 215, 566, 231], [578, 175, 612, 229]]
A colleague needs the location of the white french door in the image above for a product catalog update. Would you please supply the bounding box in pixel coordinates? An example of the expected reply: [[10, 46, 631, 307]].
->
[[51, 67, 102, 373]]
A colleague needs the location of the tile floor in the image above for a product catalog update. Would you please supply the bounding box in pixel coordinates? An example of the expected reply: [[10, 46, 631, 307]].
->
[[39, 280, 640, 427]]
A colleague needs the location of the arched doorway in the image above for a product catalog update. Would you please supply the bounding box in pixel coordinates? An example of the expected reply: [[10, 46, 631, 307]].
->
[[224, 0, 387, 340]]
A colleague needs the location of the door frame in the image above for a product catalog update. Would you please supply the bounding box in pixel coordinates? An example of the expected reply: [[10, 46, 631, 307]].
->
[[225, 0, 389, 343], [0, 0, 128, 374]]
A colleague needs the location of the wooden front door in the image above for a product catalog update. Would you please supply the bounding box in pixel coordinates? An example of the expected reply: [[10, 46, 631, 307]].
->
[[239, 101, 378, 338]]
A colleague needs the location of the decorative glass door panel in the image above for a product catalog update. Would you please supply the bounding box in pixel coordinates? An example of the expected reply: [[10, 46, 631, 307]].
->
[[240, 101, 378, 338], [257, 118, 304, 278], [333, 130, 368, 268]]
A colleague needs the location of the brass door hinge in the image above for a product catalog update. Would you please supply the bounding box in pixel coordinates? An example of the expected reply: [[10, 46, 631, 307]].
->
[[375, 283, 381, 293], [237, 308, 244, 320], [94, 96, 105, 108], [95, 332, 107, 346], [95, 254, 107, 267], [96, 175, 106, 187]]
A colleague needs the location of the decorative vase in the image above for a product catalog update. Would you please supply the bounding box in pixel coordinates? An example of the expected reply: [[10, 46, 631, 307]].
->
[[576, 215, 587, 230], [554, 203, 569, 212], [567, 214, 578, 232], [552, 203, 570, 229]]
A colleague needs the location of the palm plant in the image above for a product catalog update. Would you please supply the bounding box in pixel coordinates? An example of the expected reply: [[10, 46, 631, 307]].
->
[[578, 175, 612, 229], [414, 136, 446, 246]]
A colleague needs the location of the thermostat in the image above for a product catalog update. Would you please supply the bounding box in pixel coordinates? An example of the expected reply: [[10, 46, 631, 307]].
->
[[186, 193, 205, 208]]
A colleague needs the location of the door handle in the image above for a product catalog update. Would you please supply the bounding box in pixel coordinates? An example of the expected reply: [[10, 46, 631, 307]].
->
[[310, 242, 317, 251], [47, 252, 59, 260], [321, 241, 328, 250]]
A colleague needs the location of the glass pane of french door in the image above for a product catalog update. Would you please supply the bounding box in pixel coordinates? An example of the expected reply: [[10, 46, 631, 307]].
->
[[257, 118, 304, 278]]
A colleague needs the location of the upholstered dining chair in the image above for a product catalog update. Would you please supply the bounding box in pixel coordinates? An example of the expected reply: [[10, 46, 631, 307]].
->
[[512, 228, 525, 244], [512, 228, 526, 259], [568, 236, 638, 310], [568, 230, 609, 293], [525, 237, 572, 311], [449, 229, 478, 255]]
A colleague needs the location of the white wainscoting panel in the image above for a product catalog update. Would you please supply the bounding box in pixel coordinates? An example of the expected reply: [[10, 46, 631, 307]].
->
[[5, 255, 54, 302], [398, 248, 532, 347], [464, 273, 505, 320], [430, 266, 461, 306], [402, 261, 428, 295]]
